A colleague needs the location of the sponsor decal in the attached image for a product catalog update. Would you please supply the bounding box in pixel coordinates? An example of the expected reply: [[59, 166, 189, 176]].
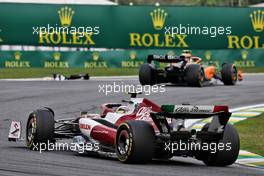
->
[[129, 8, 188, 48], [93, 130, 109, 134], [121, 51, 144, 68], [227, 10, 264, 49], [37, 6, 98, 46], [44, 52, 69, 68], [4, 51, 31, 68], [79, 124, 91, 130], [202, 50, 220, 67], [136, 107, 152, 120], [174, 106, 213, 113], [84, 52, 108, 68], [234, 50, 255, 68]]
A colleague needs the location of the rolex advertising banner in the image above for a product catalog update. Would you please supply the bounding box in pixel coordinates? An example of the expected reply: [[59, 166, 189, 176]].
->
[[0, 50, 262, 69], [0, 3, 264, 49]]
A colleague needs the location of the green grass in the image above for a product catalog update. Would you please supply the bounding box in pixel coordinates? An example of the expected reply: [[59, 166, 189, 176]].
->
[[0, 68, 138, 79], [0, 67, 263, 79], [240, 67, 264, 73], [235, 113, 264, 156]]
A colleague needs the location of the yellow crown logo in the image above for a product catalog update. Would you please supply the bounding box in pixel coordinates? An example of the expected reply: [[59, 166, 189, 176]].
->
[[241, 50, 248, 60], [130, 51, 137, 60], [53, 52, 61, 61], [205, 51, 212, 60], [92, 52, 100, 61], [58, 6, 74, 27], [150, 8, 168, 30], [250, 10, 264, 32], [14, 51, 21, 60]]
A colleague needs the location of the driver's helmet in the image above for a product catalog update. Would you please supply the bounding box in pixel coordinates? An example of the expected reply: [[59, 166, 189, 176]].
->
[[181, 50, 192, 58], [116, 106, 130, 114]]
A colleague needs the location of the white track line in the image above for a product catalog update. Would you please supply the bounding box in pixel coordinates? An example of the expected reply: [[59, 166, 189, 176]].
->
[[90, 75, 137, 81], [0, 73, 263, 81], [0, 75, 138, 81]]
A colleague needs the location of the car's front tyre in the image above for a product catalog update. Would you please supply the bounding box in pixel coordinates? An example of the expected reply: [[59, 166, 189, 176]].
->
[[26, 108, 55, 150]]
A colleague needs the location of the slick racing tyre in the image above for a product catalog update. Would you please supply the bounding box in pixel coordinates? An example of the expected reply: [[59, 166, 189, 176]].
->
[[221, 63, 238, 85], [26, 108, 55, 150], [201, 123, 240, 166], [139, 64, 157, 85], [115, 121, 155, 163], [185, 64, 204, 87]]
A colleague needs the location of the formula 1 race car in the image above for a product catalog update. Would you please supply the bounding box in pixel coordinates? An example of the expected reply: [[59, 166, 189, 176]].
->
[[52, 73, 90, 81], [8, 93, 240, 166], [139, 51, 243, 87]]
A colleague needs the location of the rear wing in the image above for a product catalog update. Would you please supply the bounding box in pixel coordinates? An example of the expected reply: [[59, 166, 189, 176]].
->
[[151, 105, 231, 134], [147, 55, 186, 64], [159, 105, 230, 119]]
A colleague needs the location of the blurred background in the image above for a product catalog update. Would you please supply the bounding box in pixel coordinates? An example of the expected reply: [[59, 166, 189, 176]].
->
[[114, 0, 263, 6], [0, 0, 264, 78]]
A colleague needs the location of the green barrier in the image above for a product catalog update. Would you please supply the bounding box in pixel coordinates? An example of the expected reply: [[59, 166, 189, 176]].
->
[[0, 49, 261, 68], [0, 3, 264, 49]]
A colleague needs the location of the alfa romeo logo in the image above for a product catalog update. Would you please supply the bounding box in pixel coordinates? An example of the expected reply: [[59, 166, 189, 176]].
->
[[136, 107, 151, 120]]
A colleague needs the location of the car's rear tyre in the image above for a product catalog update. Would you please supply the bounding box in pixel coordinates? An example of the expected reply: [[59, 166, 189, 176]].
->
[[221, 63, 237, 85], [185, 64, 204, 87], [115, 121, 155, 163], [139, 64, 157, 85], [26, 108, 55, 150], [201, 123, 240, 166]]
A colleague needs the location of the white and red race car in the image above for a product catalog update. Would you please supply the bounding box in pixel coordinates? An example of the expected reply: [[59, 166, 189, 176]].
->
[[8, 93, 240, 166]]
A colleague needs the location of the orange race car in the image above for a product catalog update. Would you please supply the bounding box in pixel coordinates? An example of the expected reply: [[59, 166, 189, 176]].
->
[[139, 51, 243, 87], [181, 50, 243, 82]]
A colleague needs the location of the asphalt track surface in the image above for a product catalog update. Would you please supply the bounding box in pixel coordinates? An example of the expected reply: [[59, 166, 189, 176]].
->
[[0, 74, 264, 176]]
